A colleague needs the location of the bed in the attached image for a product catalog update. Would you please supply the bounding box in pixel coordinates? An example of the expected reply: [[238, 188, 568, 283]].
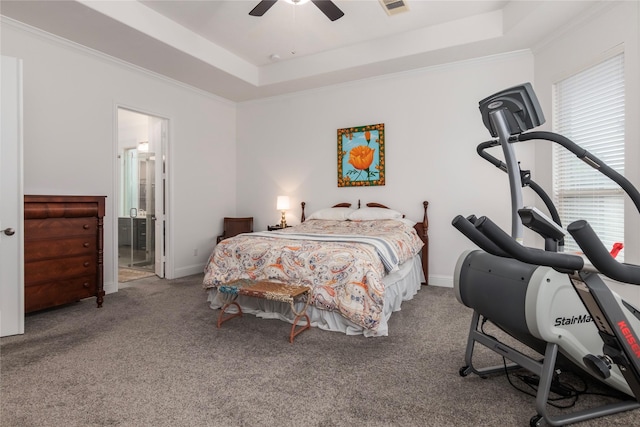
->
[[203, 201, 429, 337]]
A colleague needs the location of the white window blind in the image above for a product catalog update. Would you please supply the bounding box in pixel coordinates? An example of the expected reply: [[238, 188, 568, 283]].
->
[[553, 53, 625, 260]]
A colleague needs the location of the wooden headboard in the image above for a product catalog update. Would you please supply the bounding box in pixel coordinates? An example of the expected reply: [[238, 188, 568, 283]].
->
[[300, 202, 351, 223], [299, 200, 429, 285]]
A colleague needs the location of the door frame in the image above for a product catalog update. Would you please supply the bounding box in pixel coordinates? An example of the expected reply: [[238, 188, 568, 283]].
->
[[113, 104, 171, 290]]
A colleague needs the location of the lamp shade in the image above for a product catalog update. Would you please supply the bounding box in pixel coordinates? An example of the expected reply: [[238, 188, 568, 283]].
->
[[276, 196, 290, 211]]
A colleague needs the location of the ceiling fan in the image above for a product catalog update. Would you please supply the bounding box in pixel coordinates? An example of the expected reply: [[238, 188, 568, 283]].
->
[[249, 0, 345, 22]]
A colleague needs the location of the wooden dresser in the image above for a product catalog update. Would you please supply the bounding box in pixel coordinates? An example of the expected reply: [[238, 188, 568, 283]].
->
[[24, 195, 106, 313]]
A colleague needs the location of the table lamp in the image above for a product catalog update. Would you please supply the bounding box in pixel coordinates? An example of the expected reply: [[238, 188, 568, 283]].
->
[[277, 196, 290, 228]]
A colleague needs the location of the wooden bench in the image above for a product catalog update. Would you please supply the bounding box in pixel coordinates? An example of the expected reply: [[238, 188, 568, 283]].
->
[[216, 279, 312, 343]]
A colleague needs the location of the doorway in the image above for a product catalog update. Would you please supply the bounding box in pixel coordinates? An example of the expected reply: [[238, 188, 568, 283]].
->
[[117, 108, 167, 283]]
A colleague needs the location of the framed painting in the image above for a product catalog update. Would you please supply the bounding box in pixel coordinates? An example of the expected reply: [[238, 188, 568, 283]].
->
[[337, 123, 385, 187]]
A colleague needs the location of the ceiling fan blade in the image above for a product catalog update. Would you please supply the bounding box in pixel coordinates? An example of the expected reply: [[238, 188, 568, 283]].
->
[[311, 0, 344, 21], [249, 0, 278, 17]]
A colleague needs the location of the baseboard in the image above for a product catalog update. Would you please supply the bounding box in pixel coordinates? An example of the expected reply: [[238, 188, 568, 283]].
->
[[173, 263, 207, 279], [427, 275, 453, 288], [104, 281, 117, 295]]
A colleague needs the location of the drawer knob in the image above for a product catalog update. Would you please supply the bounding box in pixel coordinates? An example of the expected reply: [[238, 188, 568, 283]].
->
[[83, 224, 90, 230], [83, 261, 90, 267], [83, 282, 90, 288], [83, 242, 90, 248]]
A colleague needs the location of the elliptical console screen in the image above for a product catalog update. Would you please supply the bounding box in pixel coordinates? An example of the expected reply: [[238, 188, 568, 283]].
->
[[479, 83, 545, 137]]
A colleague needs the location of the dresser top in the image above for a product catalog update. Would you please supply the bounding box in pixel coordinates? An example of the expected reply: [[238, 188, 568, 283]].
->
[[25, 195, 106, 219]]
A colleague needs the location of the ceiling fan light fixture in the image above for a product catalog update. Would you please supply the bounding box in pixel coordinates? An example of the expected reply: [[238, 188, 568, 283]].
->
[[249, 0, 344, 21]]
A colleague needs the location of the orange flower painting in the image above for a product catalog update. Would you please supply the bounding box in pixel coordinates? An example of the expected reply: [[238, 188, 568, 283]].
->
[[337, 123, 385, 187], [348, 145, 375, 171]]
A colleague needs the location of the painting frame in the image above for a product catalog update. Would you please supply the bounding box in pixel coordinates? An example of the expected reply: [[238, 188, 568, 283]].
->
[[337, 123, 385, 187]]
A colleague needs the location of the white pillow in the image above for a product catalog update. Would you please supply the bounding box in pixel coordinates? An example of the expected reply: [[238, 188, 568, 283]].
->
[[307, 207, 355, 221], [348, 207, 403, 221]]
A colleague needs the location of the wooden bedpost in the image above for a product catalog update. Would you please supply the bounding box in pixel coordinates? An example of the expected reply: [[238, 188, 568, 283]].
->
[[413, 201, 429, 285], [301, 201, 306, 223]]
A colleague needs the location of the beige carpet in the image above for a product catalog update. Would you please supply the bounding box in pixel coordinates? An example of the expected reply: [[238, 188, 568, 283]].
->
[[2, 275, 638, 426], [118, 267, 156, 282]]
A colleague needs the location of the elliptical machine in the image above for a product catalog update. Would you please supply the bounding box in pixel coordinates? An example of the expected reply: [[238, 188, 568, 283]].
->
[[452, 83, 640, 426]]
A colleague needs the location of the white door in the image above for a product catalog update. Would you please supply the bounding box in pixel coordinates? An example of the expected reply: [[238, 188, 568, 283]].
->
[[152, 117, 167, 278], [0, 56, 24, 337]]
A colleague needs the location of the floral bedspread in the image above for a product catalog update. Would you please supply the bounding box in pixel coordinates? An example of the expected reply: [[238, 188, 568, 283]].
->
[[202, 219, 424, 332]]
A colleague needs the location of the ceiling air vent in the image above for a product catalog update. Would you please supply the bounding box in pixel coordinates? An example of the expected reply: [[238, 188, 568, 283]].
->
[[379, 0, 409, 16]]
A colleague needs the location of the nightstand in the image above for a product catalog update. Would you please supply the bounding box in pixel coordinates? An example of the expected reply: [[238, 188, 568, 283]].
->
[[267, 225, 291, 231]]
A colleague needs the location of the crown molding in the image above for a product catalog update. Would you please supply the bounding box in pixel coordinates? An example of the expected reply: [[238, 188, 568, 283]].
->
[[1, 16, 236, 107]]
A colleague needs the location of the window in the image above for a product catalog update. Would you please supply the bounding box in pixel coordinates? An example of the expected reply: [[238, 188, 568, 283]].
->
[[553, 53, 625, 260]]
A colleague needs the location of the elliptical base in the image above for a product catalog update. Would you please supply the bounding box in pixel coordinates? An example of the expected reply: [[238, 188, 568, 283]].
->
[[462, 310, 640, 426]]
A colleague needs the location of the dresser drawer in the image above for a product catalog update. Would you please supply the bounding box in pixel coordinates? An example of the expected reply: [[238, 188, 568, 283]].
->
[[25, 276, 96, 313], [25, 217, 97, 239], [25, 236, 97, 262], [25, 254, 96, 285]]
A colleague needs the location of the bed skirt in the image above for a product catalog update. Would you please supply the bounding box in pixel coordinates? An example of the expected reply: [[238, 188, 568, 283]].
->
[[206, 253, 425, 337]]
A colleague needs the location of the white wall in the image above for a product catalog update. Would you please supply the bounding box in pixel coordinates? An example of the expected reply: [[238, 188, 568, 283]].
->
[[1, 20, 238, 291], [236, 52, 535, 286], [6, 2, 635, 291], [533, 1, 640, 301]]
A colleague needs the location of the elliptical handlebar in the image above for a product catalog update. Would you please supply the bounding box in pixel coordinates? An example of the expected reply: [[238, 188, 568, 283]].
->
[[568, 220, 640, 285], [476, 139, 564, 235], [476, 140, 506, 171], [475, 128, 640, 284], [451, 215, 510, 258], [474, 216, 584, 272], [519, 131, 640, 215]]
